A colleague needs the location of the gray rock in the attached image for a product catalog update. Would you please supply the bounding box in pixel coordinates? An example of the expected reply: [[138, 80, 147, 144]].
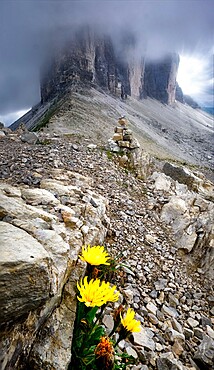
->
[[0, 172, 108, 369], [0, 221, 50, 325], [168, 293, 179, 308], [154, 279, 168, 291], [21, 188, 59, 206], [123, 289, 134, 304], [102, 314, 114, 332], [206, 325, 214, 339], [149, 290, 158, 299], [21, 132, 38, 144], [126, 346, 138, 359], [133, 327, 155, 351], [157, 356, 185, 370], [201, 315, 212, 329], [87, 143, 97, 149], [165, 328, 185, 343], [187, 317, 199, 328], [184, 328, 194, 339], [194, 335, 214, 369], [108, 138, 120, 152], [151, 172, 171, 192], [148, 313, 159, 325], [0, 130, 6, 136], [171, 318, 183, 334], [194, 327, 204, 340], [161, 305, 179, 318], [163, 162, 214, 198], [146, 302, 158, 315], [28, 270, 82, 370]]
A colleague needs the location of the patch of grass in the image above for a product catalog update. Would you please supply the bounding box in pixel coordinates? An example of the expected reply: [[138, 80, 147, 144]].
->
[[32, 106, 58, 132], [39, 139, 52, 145], [32, 96, 67, 132], [106, 150, 114, 160]]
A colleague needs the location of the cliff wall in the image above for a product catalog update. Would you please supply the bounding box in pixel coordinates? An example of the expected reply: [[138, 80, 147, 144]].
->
[[142, 54, 179, 104], [40, 28, 179, 106]]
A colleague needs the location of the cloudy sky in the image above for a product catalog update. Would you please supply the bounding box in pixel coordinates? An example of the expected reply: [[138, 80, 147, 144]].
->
[[0, 0, 213, 125]]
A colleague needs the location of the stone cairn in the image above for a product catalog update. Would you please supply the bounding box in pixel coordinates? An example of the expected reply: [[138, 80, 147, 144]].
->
[[108, 116, 153, 180], [108, 116, 140, 152]]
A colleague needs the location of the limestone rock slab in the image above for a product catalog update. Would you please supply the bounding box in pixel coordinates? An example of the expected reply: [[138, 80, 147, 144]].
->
[[0, 222, 50, 325]]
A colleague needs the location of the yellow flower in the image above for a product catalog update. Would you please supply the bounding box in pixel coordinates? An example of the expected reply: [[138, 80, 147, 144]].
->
[[77, 276, 119, 307], [120, 308, 141, 333], [79, 245, 110, 266]]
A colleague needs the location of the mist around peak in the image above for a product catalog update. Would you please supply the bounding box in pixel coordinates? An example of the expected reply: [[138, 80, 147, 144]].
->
[[0, 0, 213, 124]]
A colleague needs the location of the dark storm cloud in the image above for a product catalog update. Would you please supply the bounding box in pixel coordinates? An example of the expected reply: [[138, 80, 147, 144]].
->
[[0, 0, 213, 122]]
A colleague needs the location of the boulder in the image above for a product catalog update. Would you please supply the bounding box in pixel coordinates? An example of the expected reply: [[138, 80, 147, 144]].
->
[[151, 172, 171, 192], [108, 138, 120, 152], [20, 132, 39, 144], [0, 221, 50, 325], [28, 267, 82, 370], [163, 162, 214, 200]]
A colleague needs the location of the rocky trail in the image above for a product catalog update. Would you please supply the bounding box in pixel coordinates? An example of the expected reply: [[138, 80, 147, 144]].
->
[[0, 131, 213, 370]]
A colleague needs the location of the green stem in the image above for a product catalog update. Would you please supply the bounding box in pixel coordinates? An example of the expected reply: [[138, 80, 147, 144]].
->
[[93, 304, 107, 326]]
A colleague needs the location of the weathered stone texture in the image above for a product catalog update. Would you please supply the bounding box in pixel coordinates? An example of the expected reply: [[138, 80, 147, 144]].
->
[[142, 53, 179, 105], [150, 170, 214, 279], [0, 222, 50, 325], [0, 170, 108, 370]]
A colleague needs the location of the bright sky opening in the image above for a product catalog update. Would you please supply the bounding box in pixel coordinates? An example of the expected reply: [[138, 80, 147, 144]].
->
[[177, 54, 209, 98]]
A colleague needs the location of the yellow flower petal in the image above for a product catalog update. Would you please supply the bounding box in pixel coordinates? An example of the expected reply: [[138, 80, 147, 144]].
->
[[121, 308, 141, 333], [79, 245, 110, 266], [77, 276, 119, 307]]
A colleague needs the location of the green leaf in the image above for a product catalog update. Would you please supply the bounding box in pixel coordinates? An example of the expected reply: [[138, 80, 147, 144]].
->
[[88, 325, 105, 344], [86, 306, 99, 324], [76, 301, 86, 326]]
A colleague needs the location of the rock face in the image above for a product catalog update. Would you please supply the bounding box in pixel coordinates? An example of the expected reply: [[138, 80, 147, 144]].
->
[[175, 82, 184, 103], [142, 53, 179, 104], [0, 171, 108, 370], [40, 27, 118, 103], [10, 28, 180, 131], [40, 28, 178, 106]]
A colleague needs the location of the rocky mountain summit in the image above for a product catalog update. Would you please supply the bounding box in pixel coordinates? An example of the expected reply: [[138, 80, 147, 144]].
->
[[0, 123, 213, 369], [10, 26, 180, 133]]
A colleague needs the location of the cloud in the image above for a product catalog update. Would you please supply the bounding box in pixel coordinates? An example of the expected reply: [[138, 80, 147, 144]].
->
[[0, 0, 213, 124], [177, 52, 214, 106]]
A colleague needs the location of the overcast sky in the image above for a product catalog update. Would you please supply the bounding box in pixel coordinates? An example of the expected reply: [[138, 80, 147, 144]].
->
[[0, 0, 213, 125]]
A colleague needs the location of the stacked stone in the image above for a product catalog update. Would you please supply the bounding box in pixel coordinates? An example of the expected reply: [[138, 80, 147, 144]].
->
[[112, 116, 139, 149]]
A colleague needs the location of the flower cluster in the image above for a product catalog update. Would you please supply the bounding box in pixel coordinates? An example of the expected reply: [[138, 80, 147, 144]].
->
[[73, 245, 141, 369]]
